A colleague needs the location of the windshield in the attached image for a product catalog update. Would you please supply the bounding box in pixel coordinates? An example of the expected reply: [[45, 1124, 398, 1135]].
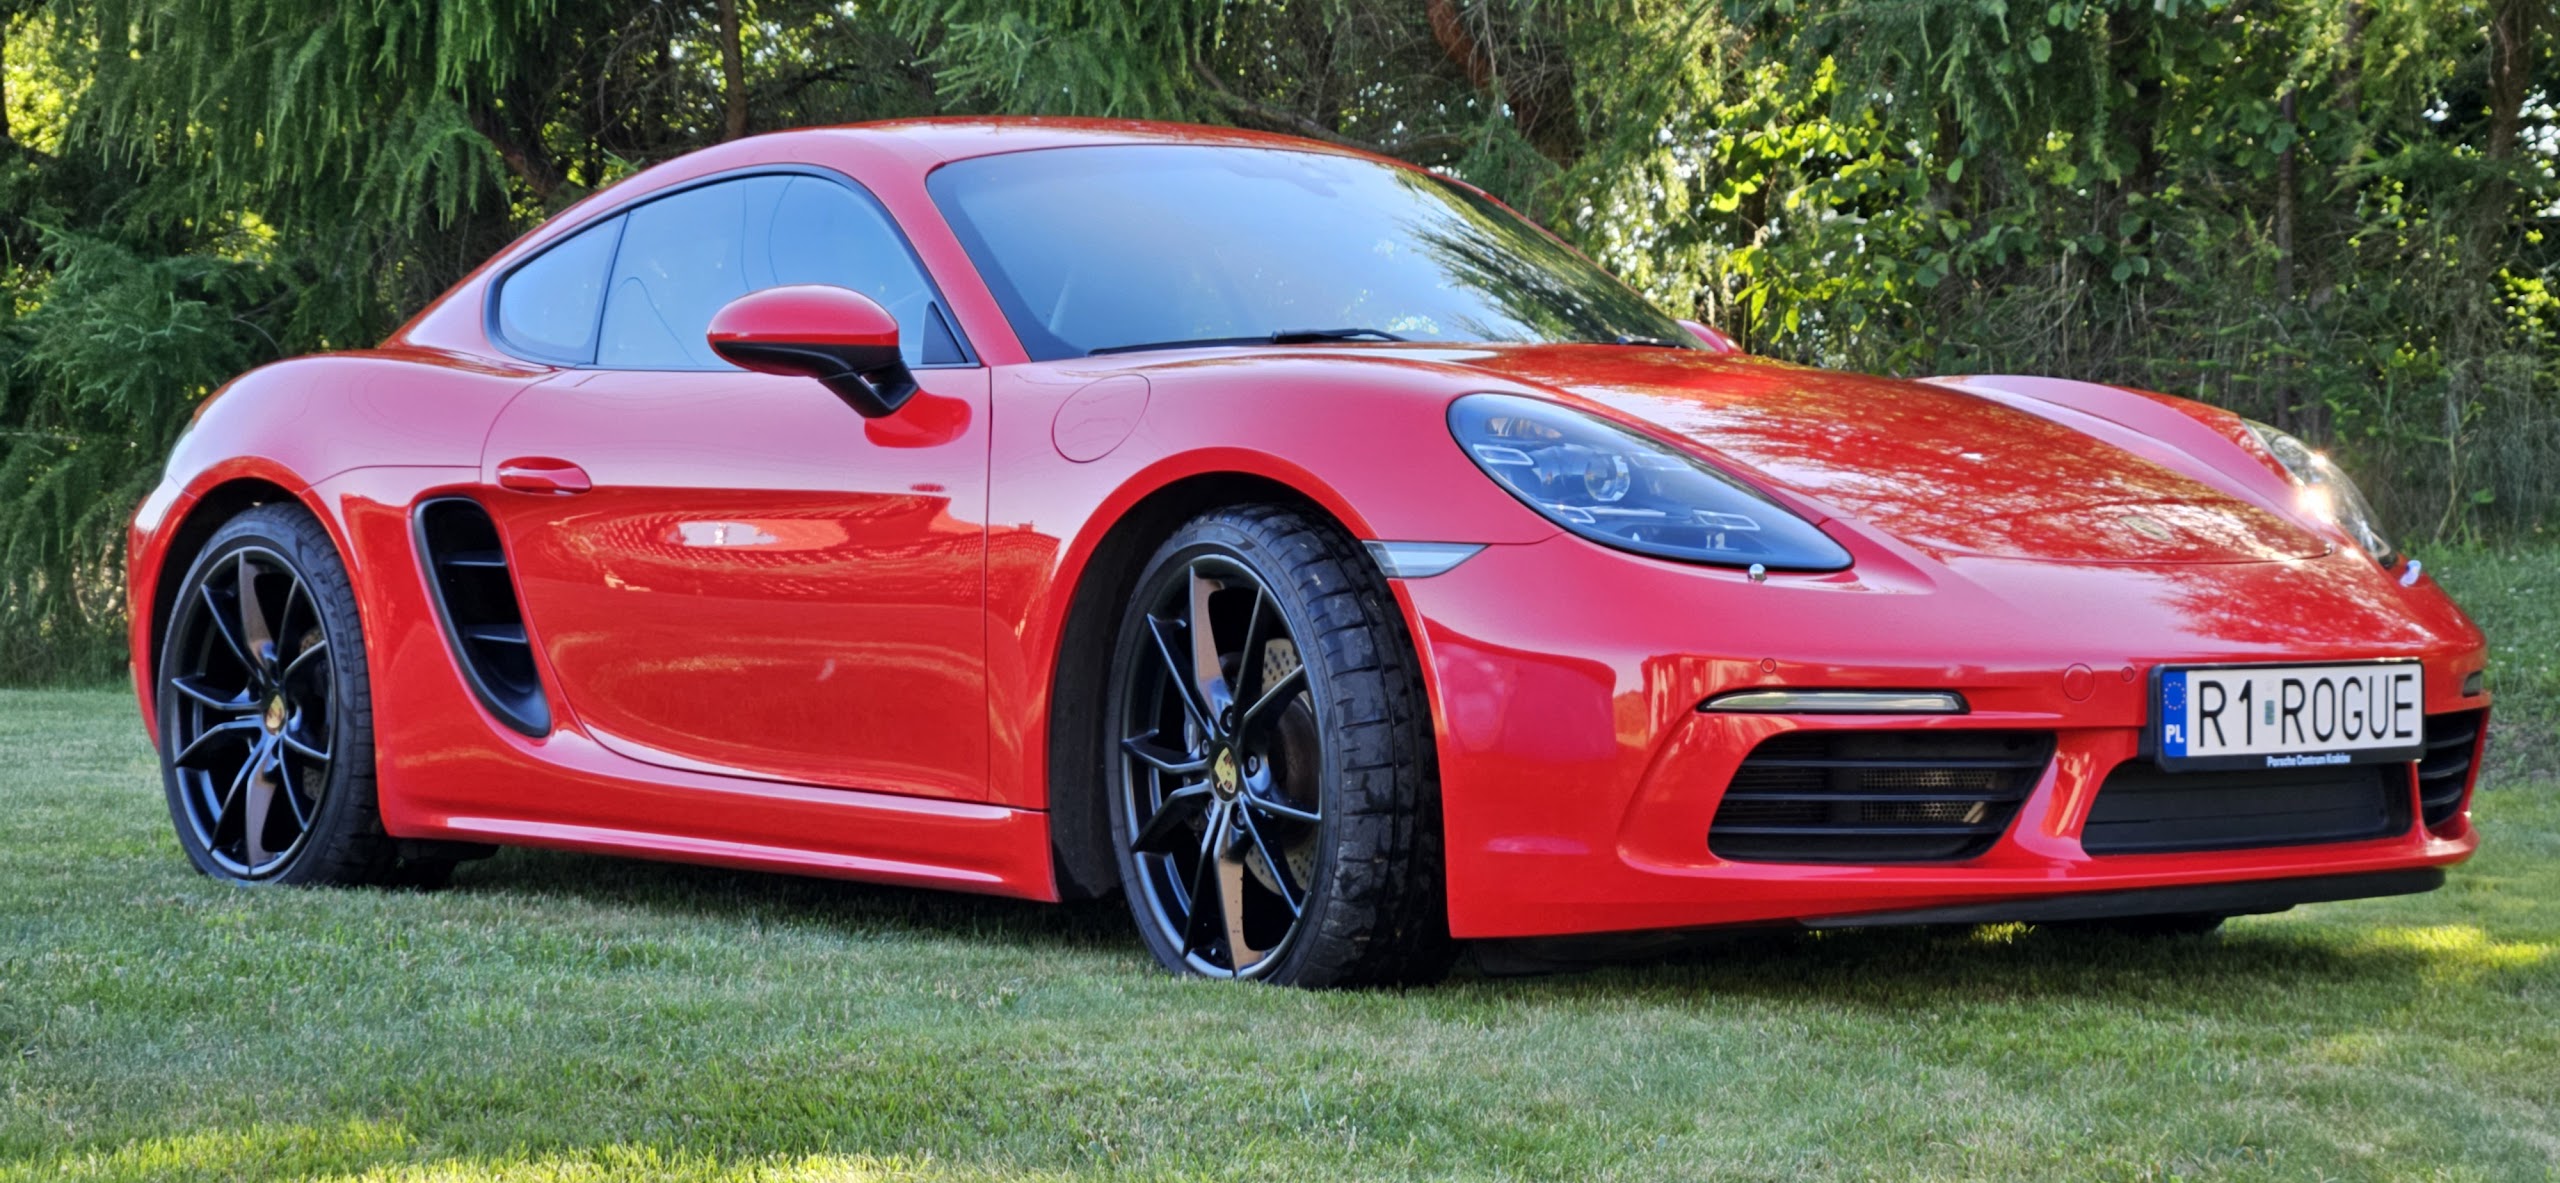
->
[[925, 144, 1696, 360]]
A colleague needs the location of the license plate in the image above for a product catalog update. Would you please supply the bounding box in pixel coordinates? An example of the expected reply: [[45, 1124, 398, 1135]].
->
[[2154, 661, 2424, 771]]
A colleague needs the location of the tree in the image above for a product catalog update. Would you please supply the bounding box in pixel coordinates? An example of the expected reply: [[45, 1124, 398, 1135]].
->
[[0, 0, 2552, 683]]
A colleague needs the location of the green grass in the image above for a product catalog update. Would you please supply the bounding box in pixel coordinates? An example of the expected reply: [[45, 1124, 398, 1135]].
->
[[4, 553, 2557, 1181]]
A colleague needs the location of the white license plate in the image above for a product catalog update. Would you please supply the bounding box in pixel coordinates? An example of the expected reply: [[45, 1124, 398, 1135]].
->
[[2154, 662, 2424, 771]]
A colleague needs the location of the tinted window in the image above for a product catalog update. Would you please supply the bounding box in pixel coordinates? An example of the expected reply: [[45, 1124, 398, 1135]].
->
[[926, 145, 1694, 360], [494, 216, 622, 363], [596, 174, 962, 369]]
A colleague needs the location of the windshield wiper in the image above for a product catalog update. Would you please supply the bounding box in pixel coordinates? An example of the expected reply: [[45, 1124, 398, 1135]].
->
[[1269, 327, 1407, 344], [1089, 327, 1407, 356], [1608, 334, 1689, 348]]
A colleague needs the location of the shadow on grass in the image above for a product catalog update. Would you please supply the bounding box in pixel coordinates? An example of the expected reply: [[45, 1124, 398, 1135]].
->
[[1484, 923, 2450, 1011], [441, 844, 2538, 1019], [450, 844, 1137, 954]]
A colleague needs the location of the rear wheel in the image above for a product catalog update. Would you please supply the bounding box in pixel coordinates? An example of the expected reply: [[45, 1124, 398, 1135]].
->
[[156, 503, 439, 886], [1105, 506, 1451, 986]]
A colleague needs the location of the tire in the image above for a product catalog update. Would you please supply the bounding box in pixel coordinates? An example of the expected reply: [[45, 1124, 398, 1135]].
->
[[154, 502, 439, 886], [1103, 505, 1453, 986]]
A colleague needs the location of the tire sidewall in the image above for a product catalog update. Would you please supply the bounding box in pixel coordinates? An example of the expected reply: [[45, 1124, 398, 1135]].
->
[[156, 504, 374, 886]]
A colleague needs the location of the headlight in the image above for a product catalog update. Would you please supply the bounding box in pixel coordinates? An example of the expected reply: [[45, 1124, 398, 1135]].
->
[[2244, 420, 2396, 564], [1449, 393, 1851, 571]]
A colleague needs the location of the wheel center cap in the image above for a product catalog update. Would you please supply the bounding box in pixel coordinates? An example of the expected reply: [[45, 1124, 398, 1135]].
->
[[262, 696, 287, 734], [1210, 747, 1241, 798]]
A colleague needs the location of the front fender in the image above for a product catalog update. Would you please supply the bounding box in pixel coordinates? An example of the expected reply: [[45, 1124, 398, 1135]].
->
[[983, 359, 1560, 810], [1922, 374, 2304, 523]]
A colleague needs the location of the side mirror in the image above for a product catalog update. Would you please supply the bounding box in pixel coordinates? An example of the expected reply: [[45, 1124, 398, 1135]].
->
[[1678, 319, 1741, 354], [706, 285, 919, 417]]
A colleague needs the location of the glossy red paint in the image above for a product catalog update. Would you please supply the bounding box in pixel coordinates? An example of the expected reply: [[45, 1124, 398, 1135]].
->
[[706, 284, 903, 364], [130, 118, 2489, 934], [1676, 319, 1740, 353], [478, 364, 991, 799]]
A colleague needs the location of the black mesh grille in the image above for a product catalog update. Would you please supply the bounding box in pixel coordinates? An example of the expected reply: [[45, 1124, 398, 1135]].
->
[[1707, 731, 2054, 863], [2082, 761, 2408, 855], [2417, 710, 2485, 828]]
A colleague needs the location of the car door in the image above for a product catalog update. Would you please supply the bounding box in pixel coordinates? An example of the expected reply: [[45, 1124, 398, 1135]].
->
[[478, 170, 992, 801]]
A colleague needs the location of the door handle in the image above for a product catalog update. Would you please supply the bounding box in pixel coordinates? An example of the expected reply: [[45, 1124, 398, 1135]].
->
[[495, 457, 592, 495]]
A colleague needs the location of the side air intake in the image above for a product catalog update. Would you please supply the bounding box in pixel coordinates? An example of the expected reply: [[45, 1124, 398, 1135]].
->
[[416, 497, 550, 736], [2417, 710, 2486, 829]]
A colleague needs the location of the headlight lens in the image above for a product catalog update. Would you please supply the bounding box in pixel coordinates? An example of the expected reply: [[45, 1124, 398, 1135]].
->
[[1449, 393, 1852, 571], [2244, 420, 2396, 564]]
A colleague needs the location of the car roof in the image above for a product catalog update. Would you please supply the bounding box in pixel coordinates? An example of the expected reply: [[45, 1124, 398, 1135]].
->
[[383, 117, 1422, 361], [768, 116, 1392, 169]]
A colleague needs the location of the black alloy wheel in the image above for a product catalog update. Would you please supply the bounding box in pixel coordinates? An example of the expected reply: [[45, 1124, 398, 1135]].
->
[[1106, 506, 1453, 986], [165, 543, 332, 876], [157, 503, 433, 886]]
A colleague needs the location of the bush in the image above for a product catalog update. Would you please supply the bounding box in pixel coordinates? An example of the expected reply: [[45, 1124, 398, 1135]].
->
[[2, 0, 2551, 683]]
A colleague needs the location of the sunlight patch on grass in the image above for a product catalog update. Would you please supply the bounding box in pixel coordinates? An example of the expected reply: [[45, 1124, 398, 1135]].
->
[[320, 1154, 1018, 1183], [2304, 1029, 2393, 1068], [2346, 924, 2554, 980], [4, 1121, 413, 1183], [11, 1130, 1054, 1183]]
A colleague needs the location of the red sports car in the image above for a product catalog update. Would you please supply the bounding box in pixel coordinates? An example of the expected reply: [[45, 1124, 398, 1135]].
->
[[129, 118, 2489, 986]]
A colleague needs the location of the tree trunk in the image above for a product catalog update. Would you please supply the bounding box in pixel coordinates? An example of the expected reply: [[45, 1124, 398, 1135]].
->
[[719, 0, 748, 142], [470, 96, 564, 203], [1423, 0, 1581, 165], [2483, 0, 2532, 163], [2274, 91, 2295, 308], [2274, 88, 2298, 432]]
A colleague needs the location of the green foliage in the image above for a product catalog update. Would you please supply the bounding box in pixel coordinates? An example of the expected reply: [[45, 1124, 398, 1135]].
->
[[0, 0, 2553, 682], [0, 226, 290, 681]]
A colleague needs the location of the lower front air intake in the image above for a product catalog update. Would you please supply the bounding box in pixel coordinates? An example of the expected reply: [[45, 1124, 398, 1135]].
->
[[1708, 730, 2055, 863]]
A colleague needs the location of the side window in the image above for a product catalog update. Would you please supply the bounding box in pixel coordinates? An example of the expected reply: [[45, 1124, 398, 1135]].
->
[[596, 177, 781, 369], [493, 216, 622, 364], [763, 177, 965, 366], [595, 174, 964, 370]]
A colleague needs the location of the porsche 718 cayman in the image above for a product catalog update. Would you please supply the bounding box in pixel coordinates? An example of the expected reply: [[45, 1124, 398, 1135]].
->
[[129, 119, 2490, 985]]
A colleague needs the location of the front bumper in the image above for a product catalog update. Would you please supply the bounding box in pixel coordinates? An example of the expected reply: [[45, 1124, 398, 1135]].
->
[[1393, 534, 2490, 940]]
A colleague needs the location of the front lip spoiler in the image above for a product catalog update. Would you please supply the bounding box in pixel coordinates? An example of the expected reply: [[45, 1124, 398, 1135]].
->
[[1800, 867, 2445, 929], [1465, 868, 2450, 974]]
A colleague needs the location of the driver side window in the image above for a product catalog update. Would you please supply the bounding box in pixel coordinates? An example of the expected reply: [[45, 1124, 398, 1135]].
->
[[590, 174, 965, 370]]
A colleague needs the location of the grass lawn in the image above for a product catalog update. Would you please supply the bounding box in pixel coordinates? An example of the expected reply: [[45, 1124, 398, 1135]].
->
[[3, 551, 2555, 1182]]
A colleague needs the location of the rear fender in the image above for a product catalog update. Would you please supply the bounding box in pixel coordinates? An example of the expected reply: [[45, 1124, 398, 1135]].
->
[[130, 351, 547, 735]]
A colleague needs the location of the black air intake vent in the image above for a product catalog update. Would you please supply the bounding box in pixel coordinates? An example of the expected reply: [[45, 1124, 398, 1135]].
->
[[417, 497, 549, 736], [2417, 710, 2485, 828], [1708, 730, 2054, 863], [2082, 761, 2407, 855]]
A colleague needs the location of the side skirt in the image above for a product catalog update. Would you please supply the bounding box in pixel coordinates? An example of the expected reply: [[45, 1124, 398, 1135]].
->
[[429, 811, 1050, 897]]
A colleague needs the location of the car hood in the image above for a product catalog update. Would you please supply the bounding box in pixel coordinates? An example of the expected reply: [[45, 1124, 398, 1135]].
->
[[1427, 346, 2327, 565]]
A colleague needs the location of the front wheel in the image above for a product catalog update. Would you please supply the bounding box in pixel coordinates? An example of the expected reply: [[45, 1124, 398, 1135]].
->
[[155, 503, 430, 886], [1105, 506, 1452, 986]]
